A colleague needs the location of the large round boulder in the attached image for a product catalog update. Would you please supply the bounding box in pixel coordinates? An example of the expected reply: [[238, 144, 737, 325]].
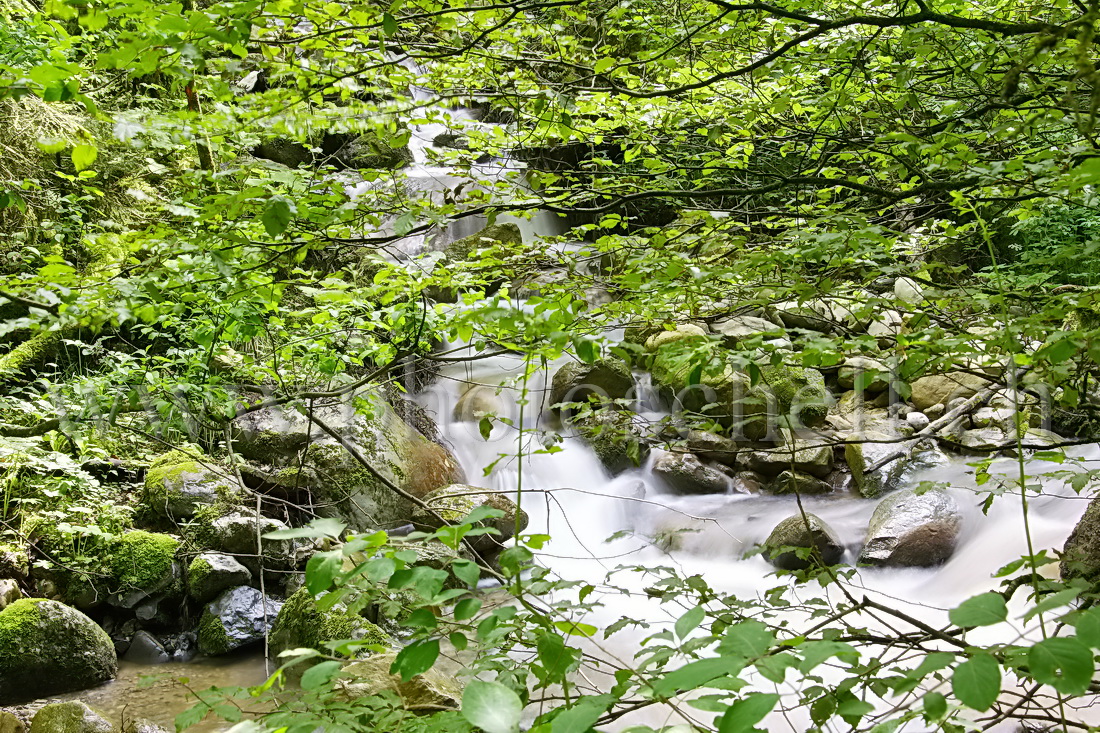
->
[[549, 358, 634, 410], [652, 452, 732, 494], [764, 514, 844, 570], [0, 599, 117, 704], [410, 485, 528, 555], [142, 454, 241, 521], [108, 530, 181, 609], [232, 389, 464, 530], [908, 372, 987, 412], [859, 489, 961, 567], [187, 552, 252, 604], [269, 589, 391, 658], [29, 702, 111, 733]]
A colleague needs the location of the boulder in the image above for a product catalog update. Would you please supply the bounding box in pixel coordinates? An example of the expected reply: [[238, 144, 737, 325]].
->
[[571, 408, 650, 474], [549, 359, 634, 409], [29, 702, 111, 733], [644, 324, 709, 351], [187, 552, 252, 604], [906, 411, 930, 431], [123, 630, 171, 664], [142, 457, 240, 521], [441, 223, 522, 262], [893, 277, 925, 305], [0, 599, 117, 704], [867, 309, 903, 346], [0, 580, 18, 610], [844, 432, 915, 498], [764, 513, 844, 570], [269, 589, 391, 658], [710, 316, 788, 348], [453, 385, 509, 423], [771, 297, 870, 334], [108, 531, 181, 609], [232, 389, 465, 530], [197, 586, 282, 656], [652, 452, 732, 494], [859, 489, 961, 567], [767, 470, 832, 495], [683, 430, 740, 466], [837, 356, 890, 393], [410, 485, 528, 554], [336, 653, 462, 709], [1062, 497, 1100, 581], [957, 428, 1007, 453], [742, 436, 833, 478], [196, 511, 302, 578], [0, 711, 24, 733], [909, 372, 988, 411]]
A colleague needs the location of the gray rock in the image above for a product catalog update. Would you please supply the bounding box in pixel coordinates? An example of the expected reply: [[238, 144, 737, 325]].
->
[[29, 702, 110, 733], [710, 316, 786, 346], [0, 599, 117, 704], [893, 276, 925, 304], [906, 411, 930, 431], [767, 470, 833, 495], [549, 359, 634, 409], [204, 511, 301, 577], [123, 631, 171, 664], [197, 586, 282, 656], [653, 452, 732, 494], [909, 372, 988, 411], [410, 485, 528, 555], [0, 579, 19, 610], [142, 461, 240, 521], [743, 436, 833, 478], [453, 385, 509, 423], [1062, 496, 1100, 581], [684, 430, 739, 466], [187, 552, 252, 605], [859, 489, 961, 567], [764, 513, 844, 570], [958, 428, 1007, 453], [837, 356, 890, 393], [844, 432, 915, 498], [867, 309, 903, 345]]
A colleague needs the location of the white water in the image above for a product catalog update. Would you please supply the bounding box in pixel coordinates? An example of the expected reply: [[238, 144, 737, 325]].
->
[[418, 350, 1099, 731]]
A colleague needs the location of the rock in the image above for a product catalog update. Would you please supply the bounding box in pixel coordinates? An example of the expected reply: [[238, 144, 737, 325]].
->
[[867, 309, 904, 346], [743, 436, 833, 478], [683, 430, 739, 466], [893, 277, 925, 304], [0, 580, 18, 610], [859, 489, 961, 567], [764, 513, 844, 570], [0, 544, 28, 580], [29, 702, 111, 733], [187, 552, 252, 604], [767, 470, 832, 495], [0, 599, 117, 704], [652, 452, 732, 494], [710, 316, 788, 347], [772, 297, 871, 334], [549, 359, 634, 409], [123, 631, 170, 664], [909, 372, 988, 411], [432, 132, 469, 149], [958, 428, 1007, 453], [837, 356, 890, 393], [441, 223, 522, 262], [410, 485, 528, 555], [108, 531, 181, 609], [197, 511, 301, 578], [644, 324, 708, 351], [1062, 497, 1100, 581], [336, 653, 461, 709], [197, 586, 282, 656], [142, 457, 240, 521], [843, 432, 915, 498], [232, 389, 465, 529], [571, 408, 650, 474], [453, 385, 508, 423], [924, 403, 945, 420], [759, 364, 830, 430], [269, 589, 391, 658], [0, 711, 24, 733], [906, 411, 930, 431]]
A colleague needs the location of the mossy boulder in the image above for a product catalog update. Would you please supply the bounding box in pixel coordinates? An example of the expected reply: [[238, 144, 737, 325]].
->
[[0, 711, 24, 732], [29, 702, 110, 733], [441, 223, 522, 262], [548, 358, 634, 410], [908, 372, 987, 411], [231, 389, 464, 530], [269, 589, 391, 658], [187, 552, 252, 604], [767, 470, 832, 495], [570, 408, 650, 474], [410, 485, 528, 555], [760, 363, 830, 429], [197, 586, 282, 656], [109, 531, 181, 609], [0, 599, 117, 704], [764, 514, 844, 570], [142, 457, 241, 521], [336, 653, 462, 709], [1062, 496, 1100, 581], [652, 452, 732, 494], [192, 510, 301, 579]]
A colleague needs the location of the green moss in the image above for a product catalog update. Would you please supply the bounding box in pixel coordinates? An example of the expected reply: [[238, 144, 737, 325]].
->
[[111, 531, 178, 590], [269, 589, 389, 657], [197, 611, 232, 656], [0, 330, 62, 377], [187, 556, 212, 590], [143, 460, 202, 503], [443, 223, 522, 262], [0, 598, 46, 657], [761, 364, 829, 427]]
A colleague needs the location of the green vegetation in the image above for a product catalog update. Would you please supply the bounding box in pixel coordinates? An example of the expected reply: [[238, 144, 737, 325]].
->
[[110, 531, 178, 591]]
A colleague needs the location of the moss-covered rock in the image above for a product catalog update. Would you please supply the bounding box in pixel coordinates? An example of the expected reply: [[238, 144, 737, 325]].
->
[[764, 513, 844, 570], [410, 485, 528, 555], [441, 223, 522, 262], [760, 363, 830, 429], [0, 599, 117, 704], [142, 458, 241, 522], [28, 702, 111, 733], [549, 358, 634, 410], [197, 586, 282, 656], [570, 408, 650, 474], [1062, 496, 1100, 581], [269, 589, 391, 658], [336, 653, 462, 709], [110, 531, 180, 605], [187, 552, 252, 604], [190, 510, 300, 579]]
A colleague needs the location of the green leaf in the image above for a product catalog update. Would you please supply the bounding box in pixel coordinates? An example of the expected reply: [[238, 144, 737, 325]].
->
[[305, 551, 342, 595], [265, 517, 346, 540], [390, 639, 440, 682], [554, 620, 597, 637], [652, 658, 740, 697], [575, 339, 598, 363], [1074, 606, 1100, 648], [479, 416, 493, 439], [717, 621, 775, 659], [537, 632, 579, 681], [452, 558, 480, 587], [383, 12, 398, 36], [1028, 637, 1094, 695], [949, 593, 1008, 628], [71, 144, 97, 172], [550, 695, 614, 733], [461, 680, 522, 733], [300, 660, 342, 691], [675, 606, 705, 640], [922, 692, 947, 722], [262, 196, 295, 237], [593, 57, 616, 74], [951, 653, 1001, 711], [717, 692, 779, 733], [454, 598, 482, 621]]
